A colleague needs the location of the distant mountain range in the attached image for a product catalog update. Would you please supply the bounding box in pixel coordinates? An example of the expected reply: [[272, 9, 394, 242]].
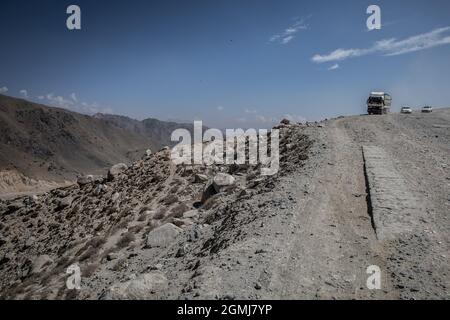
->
[[0, 94, 197, 186], [93, 113, 196, 149]]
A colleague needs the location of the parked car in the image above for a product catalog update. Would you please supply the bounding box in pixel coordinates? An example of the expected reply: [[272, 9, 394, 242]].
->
[[401, 106, 412, 114], [422, 106, 433, 113]]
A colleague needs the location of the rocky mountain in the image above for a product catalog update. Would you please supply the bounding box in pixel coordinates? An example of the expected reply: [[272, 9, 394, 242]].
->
[[0, 95, 199, 195], [93, 113, 201, 149], [0, 94, 155, 183]]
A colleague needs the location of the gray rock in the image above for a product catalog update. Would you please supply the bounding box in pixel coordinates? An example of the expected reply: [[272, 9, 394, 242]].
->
[[111, 192, 120, 202], [212, 173, 236, 193], [145, 149, 152, 156], [108, 163, 128, 181], [77, 175, 94, 186], [146, 223, 183, 248], [104, 271, 168, 300], [94, 184, 107, 196]]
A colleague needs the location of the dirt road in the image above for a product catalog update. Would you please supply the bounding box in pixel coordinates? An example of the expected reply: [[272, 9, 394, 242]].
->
[[185, 108, 449, 300], [263, 108, 450, 299]]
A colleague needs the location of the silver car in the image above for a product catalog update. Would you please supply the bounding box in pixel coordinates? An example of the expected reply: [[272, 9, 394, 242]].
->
[[401, 106, 412, 114], [422, 106, 433, 113]]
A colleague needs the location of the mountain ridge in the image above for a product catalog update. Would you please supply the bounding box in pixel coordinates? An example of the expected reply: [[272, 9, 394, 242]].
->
[[0, 94, 196, 192]]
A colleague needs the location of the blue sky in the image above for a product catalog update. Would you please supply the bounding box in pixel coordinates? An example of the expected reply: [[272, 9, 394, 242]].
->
[[1, 0, 450, 128]]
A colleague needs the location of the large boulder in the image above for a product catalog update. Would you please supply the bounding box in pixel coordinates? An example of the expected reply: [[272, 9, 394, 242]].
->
[[201, 173, 236, 203], [212, 173, 235, 193], [103, 271, 168, 300], [108, 163, 128, 181], [77, 175, 94, 186], [146, 223, 183, 248]]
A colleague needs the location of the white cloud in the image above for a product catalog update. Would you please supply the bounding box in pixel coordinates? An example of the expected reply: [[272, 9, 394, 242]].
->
[[244, 108, 257, 114], [44, 93, 74, 109], [270, 17, 309, 45], [281, 35, 295, 45], [312, 26, 450, 63], [217, 105, 224, 111], [20, 89, 28, 98], [0, 86, 8, 94], [328, 63, 340, 70], [9, 88, 114, 116]]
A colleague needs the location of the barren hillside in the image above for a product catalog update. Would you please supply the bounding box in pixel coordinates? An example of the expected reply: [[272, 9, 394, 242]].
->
[[0, 95, 155, 182], [93, 114, 199, 149], [0, 95, 200, 196]]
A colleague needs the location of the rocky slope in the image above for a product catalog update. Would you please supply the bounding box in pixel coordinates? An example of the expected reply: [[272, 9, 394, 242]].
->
[[0, 94, 156, 184], [0, 122, 312, 299]]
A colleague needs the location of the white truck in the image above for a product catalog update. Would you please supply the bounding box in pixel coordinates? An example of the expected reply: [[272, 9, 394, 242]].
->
[[367, 92, 392, 115]]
